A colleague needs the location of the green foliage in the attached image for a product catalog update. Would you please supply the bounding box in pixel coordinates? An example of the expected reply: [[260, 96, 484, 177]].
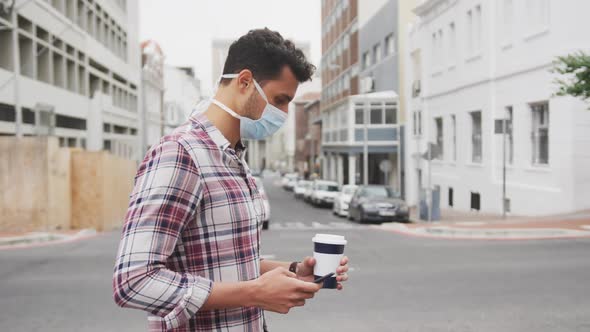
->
[[552, 51, 590, 106]]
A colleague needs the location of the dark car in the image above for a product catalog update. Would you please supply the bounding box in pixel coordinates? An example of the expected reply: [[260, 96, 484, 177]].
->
[[348, 185, 410, 223]]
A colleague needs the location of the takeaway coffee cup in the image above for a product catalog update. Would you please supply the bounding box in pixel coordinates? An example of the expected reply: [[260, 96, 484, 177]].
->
[[312, 234, 347, 289]]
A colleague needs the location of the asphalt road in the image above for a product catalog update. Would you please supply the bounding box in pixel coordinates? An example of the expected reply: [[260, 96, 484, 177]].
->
[[1, 176, 589, 331]]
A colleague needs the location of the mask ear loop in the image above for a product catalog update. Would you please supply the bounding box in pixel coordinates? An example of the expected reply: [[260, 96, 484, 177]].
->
[[252, 79, 269, 103], [216, 73, 239, 91]]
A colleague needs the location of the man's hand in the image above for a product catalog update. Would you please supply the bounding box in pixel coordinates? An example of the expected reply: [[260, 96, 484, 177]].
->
[[296, 256, 350, 290], [251, 267, 321, 314]]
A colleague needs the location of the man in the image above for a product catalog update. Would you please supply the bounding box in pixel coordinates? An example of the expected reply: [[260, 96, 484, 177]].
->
[[113, 28, 349, 332]]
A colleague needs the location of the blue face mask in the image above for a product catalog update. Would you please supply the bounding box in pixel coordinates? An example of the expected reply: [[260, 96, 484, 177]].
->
[[211, 74, 288, 140]]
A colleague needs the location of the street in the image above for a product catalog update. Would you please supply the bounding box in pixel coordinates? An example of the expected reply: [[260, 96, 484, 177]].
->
[[1, 178, 589, 331]]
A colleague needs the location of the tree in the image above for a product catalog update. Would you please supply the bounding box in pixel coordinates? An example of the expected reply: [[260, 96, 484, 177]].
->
[[553, 51, 590, 106]]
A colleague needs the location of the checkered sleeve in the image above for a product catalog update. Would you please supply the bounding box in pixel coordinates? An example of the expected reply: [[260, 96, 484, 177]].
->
[[113, 140, 212, 330]]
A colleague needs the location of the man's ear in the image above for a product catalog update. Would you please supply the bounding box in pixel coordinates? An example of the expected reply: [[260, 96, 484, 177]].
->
[[237, 69, 253, 90]]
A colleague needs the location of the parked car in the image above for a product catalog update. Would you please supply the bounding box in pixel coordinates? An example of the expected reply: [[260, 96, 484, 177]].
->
[[309, 180, 340, 207], [348, 185, 409, 223], [303, 181, 315, 203], [332, 184, 358, 217], [253, 176, 271, 230], [294, 180, 312, 199], [281, 173, 298, 191]]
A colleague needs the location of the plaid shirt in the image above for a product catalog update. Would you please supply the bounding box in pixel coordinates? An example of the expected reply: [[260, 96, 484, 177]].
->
[[113, 111, 266, 331]]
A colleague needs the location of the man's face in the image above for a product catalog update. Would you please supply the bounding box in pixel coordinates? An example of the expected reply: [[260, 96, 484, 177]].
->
[[243, 66, 299, 120]]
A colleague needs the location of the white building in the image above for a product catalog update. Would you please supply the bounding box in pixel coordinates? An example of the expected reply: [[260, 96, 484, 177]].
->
[[163, 66, 201, 134], [140, 39, 164, 152], [405, 0, 590, 216], [0, 0, 141, 160]]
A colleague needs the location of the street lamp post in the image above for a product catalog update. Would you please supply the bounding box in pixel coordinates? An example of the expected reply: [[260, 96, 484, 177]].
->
[[363, 103, 368, 185]]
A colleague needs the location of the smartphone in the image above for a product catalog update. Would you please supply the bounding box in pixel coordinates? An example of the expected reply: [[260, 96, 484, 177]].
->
[[313, 272, 334, 284]]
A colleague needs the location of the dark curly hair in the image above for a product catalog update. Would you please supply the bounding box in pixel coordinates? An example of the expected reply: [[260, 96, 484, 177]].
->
[[221, 28, 315, 85]]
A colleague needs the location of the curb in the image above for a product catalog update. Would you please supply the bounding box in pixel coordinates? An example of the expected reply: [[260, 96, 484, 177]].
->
[[376, 223, 590, 241], [0, 229, 100, 251]]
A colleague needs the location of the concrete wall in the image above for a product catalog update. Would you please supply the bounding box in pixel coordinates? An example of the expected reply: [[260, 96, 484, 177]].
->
[[0, 137, 70, 232]]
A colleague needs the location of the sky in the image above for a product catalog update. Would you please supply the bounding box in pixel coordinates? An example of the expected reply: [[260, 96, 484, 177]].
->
[[139, 0, 321, 96]]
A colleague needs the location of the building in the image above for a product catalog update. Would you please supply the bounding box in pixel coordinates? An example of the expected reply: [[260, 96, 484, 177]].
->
[[260, 78, 321, 173], [163, 66, 202, 134], [320, 0, 416, 193], [404, 0, 590, 215], [0, 0, 141, 160], [294, 92, 321, 177], [140, 39, 164, 152], [305, 98, 322, 177]]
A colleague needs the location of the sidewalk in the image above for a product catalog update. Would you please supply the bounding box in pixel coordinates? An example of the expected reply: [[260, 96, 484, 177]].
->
[[0, 229, 98, 250], [379, 209, 590, 240]]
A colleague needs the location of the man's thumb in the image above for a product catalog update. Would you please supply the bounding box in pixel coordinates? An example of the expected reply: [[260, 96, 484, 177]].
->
[[303, 256, 316, 267]]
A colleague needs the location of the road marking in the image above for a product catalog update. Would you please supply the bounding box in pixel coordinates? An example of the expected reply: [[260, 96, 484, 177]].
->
[[329, 222, 354, 229], [268, 222, 367, 231], [312, 222, 326, 229], [454, 221, 487, 226], [260, 254, 276, 260]]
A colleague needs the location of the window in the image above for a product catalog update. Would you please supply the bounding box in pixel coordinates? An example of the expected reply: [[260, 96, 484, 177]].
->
[[449, 187, 454, 207], [435, 117, 443, 159], [385, 103, 397, 124], [470, 192, 481, 211], [531, 102, 549, 165], [506, 106, 514, 164], [448, 22, 456, 65], [526, 0, 549, 32], [355, 103, 364, 124], [438, 29, 444, 67], [432, 33, 437, 67], [418, 111, 422, 135], [413, 110, 422, 136], [373, 43, 382, 64], [362, 51, 370, 69], [451, 115, 457, 161], [503, 0, 513, 40], [475, 5, 482, 51], [466, 9, 473, 53], [370, 103, 382, 124], [385, 33, 395, 56], [471, 111, 482, 163]]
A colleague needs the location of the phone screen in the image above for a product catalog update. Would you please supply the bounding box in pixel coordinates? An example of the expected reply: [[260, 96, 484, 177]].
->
[[313, 272, 334, 284]]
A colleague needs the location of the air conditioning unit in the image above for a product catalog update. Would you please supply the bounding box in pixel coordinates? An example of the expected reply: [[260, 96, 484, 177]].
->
[[0, 0, 14, 15], [360, 76, 374, 93], [412, 80, 421, 97]]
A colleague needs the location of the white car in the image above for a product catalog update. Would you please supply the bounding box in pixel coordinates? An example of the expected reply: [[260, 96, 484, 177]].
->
[[253, 176, 271, 230], [309, 180, 340, 207], [333, 184, 358, 217], [281, 173, 298, 191], [303, 183, 315, 202], [294, 180, 312, 199]]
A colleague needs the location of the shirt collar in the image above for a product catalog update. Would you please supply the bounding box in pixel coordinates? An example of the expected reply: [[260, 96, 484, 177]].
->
[[190, 110, 247, 156]]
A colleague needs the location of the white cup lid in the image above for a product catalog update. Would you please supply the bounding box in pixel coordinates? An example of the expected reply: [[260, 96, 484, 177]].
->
[[312, 233, 347, 245]]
